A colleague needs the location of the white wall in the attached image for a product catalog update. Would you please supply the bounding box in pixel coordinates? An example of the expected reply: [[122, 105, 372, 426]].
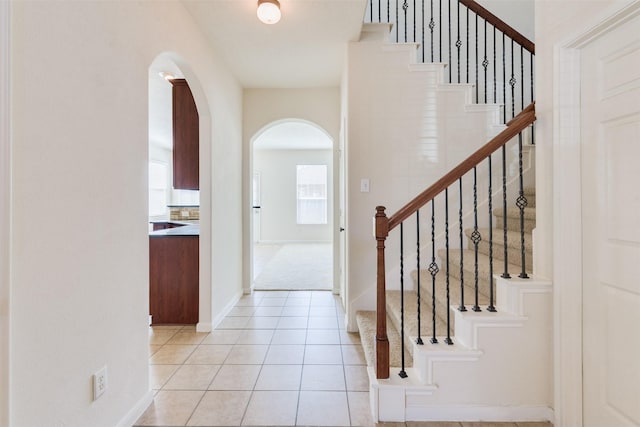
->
[[243, 88, 341, 293], [0, 1, 10, 424], [344, 34, 507, 330], [477, 0, 535, 40], [9, 2, 242, 426], [254, 149, 333, 242]]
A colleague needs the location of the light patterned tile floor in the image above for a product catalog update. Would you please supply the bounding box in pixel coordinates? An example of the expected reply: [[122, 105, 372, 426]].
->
[[135, 290, 554, 427]]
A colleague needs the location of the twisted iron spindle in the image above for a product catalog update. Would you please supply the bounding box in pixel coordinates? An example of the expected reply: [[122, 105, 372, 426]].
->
[[429, 201, 439, 344], [413, 0, 416, 43], [483, 20, 488, 103], [429, 0, 434, 62], [471, 167, 481, 312], [416, 210, 424, 345], [395, 0, 399, 43], [501, 145, 511, 279], [444, 188, 453, 345], [530, 54, 535, 144], [439, 0, 442, 62], [403, 0, 408, 42], [517, 133, 529, 279], [399, 222, 408, 378], [458, 178, 466, 312], [475, 13, 479, 101], [510, 39, 516, 119], [502, 33, 506, 123], [487, 156, 496, 312], [520, 46, 524, 113], [466, 8, 469, 83], [456, 0, 461, 83], [448, 0, 452, 82], [421, 0, 425, 61], [493, 26, 497, 103]]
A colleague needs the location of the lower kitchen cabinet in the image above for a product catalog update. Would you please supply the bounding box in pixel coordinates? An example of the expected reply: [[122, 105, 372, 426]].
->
[[149, 236, 198, 324]]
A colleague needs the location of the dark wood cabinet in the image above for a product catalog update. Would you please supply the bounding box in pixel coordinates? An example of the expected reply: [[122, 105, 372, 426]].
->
[[171, 79, 199, 190], [149, 236, 199, 324]]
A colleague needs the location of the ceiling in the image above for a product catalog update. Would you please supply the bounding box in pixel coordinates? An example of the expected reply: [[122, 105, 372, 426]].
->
[[182, 0, 367, 88], [149, 0, 366, 150]]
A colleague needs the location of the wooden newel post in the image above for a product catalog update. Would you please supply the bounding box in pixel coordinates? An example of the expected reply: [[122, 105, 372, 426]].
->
[[374, 206, 390, 379]]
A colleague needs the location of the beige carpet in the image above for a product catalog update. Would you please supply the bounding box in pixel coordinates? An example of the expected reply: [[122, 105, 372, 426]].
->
[[253, 243, 332, 290]]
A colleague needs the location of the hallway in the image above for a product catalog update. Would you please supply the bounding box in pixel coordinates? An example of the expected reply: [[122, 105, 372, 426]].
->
[[137, 290, 371, 426]]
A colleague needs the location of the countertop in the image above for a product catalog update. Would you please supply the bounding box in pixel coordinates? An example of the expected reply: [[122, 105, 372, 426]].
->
[[149, 223, 199, 237]]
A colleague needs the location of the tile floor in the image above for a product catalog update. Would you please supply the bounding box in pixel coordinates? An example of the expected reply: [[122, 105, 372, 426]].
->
[[135, 290, 553, 427]]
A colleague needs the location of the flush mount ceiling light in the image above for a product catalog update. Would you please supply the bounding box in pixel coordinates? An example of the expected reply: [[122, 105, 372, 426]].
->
[[257, 0, 281, 24]]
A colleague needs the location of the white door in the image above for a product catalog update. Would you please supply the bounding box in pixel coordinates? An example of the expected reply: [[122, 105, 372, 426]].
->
[[581, 12, 640, 427], [252, 172, 261, 243]]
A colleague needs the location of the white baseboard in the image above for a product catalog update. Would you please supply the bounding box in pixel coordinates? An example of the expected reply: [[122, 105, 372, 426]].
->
[[117, 390, 154, 427], [212, 292, 242, 329], [404, 404, 554, 423], [256, 240, 332, 244], [196, 322, 212, 333]]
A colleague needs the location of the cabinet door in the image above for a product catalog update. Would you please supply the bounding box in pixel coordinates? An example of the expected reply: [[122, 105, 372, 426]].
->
[[171, 79, 199, 190]]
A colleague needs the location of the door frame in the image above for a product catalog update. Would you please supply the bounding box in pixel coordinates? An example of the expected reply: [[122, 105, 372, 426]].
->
[[553, 2, 640, 426]]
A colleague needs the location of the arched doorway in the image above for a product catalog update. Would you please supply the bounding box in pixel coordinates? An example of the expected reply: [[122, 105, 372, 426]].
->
[[251, 120, 335, 291]]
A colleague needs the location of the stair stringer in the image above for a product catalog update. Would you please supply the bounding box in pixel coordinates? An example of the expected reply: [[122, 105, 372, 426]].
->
[[368, 276, 553, 423]]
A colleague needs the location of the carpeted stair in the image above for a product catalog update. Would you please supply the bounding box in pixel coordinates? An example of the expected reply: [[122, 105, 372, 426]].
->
[[357, 189, 535, 370]]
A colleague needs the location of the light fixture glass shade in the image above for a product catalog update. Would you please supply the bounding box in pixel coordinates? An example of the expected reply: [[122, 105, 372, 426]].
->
[[257, 0, 281, 24]]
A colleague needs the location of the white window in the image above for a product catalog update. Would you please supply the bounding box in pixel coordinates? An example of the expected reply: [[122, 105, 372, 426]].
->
[[296, 165, 327, 224], [149, 161, 168, 216]]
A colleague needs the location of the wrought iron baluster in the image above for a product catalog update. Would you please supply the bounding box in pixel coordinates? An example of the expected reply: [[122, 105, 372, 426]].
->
[[403, 0, 408, 42], [444, 188, 453, 345], [501, 145, 511, 279], [483, 19, 488, 103], [510, 39, 515, 119], [395, 0, 399, 42], [487, 156, 496, 311], [493, 26, 497, 103], [421, 0, 425, 61], [471, 167, 481, 312], [502, 33, 506, 123], [429, 0, 435, 62], [399, 222, 408, 378], [517, 133, 529, 279], [429, 201, 439, 344], [447, 0, 451, 82], [458, 178, 466, 312], [475, 13, 478, 102], [413, 0, 416, 43], [438, 0, 442, 62], [520, 45, 524, 113], [387, 0, 390, 23], [456, 0, 461, 83], [530, 53, 535, 144], [466, 7, 469, 83], [416, 210, 424, 345]]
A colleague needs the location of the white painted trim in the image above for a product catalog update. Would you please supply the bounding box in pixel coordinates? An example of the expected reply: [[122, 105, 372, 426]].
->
[[0, 1, 10, 425], [553, 2, 640, 426], [404, 405, 554, 423], [116, 390, 153, 427], [255, 240, 332, 245], [211, 291, 242, 329], [195, 322, 212, 333]]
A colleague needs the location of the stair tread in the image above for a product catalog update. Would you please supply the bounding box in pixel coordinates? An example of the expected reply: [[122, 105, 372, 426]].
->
[[412, 269, 492, 310], [437, 248, 532, 279], [387, 290, 450, 347], [493, 206, 536, 220]]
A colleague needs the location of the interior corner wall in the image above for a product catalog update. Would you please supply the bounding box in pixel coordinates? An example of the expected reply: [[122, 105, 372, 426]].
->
[[254, 149, 334, 242], [242, 88, 341, 293], [9, 2, 242, 426], [0, 1, 10, 425]]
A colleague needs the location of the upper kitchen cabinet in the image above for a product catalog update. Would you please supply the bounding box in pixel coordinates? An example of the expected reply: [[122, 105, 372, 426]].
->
[[171, 79, 199, 190]]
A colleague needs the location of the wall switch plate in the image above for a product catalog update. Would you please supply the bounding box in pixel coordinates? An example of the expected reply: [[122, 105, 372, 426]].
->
[[360, 179, 370, 193], [93, 366, 107, 401]]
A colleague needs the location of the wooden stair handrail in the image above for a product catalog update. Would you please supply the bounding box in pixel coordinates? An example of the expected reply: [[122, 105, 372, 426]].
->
[[388, 102, 535, 232], [459, 0, 535, 55]]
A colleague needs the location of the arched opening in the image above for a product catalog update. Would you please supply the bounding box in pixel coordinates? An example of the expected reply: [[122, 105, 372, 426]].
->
[[251, 119, 335, 291], [147, 53, 213, 330]]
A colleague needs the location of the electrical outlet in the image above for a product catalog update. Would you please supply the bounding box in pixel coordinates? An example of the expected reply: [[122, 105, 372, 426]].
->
[[93, 366, 107, 401]]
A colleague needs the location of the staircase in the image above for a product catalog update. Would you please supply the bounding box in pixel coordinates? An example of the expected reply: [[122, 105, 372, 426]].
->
[[350, 1, 553, 423], [357, 187, 535, 365]]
